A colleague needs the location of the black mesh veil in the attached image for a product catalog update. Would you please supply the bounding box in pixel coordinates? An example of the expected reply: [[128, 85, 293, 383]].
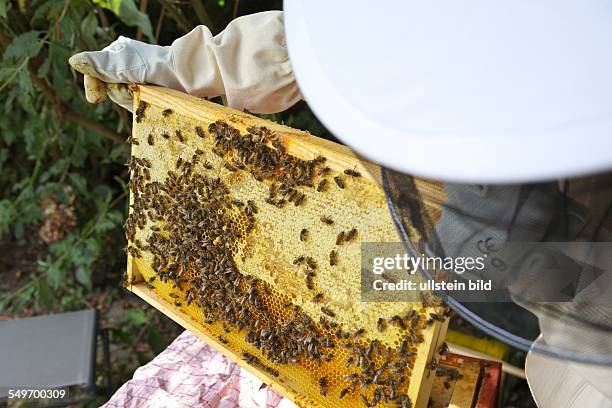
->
[[381, 167, 612, 365]]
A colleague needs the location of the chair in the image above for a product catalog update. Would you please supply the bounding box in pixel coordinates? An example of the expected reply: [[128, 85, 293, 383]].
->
[[0, 309, 111, 406]]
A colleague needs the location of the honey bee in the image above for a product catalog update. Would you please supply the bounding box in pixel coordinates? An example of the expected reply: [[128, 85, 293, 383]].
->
[[377, 317, 387, 332], [427, 358, 439, 377], [429, 312, 446, 322], [318, 166, 330, 176], [312, 292, 324, 303], [317, 179, 327, 192], [390, 315, 407, 330], [246, 200, 258, 214], [135, 100, 147, 123], [272, 139, 285, 152], [162, 132, 170, 139], [306, 257, 317, 270], [346, 228, 358, 242], [286, 189, 297, 202], [147, 133, 154, 146], [321, 307, 335, 317], [306, 275, 314, 290], [162, 108, 173, 117], [126, 136, 139, 145], [294, 193, 306, 206], [300, 228, 308, 242], [176, 129, 185, 142], [344, 168, 361, 177], [320, 216, 334, 225], [339, 387, 349, 399], [438, 342, 449, 356], [336, 231, 345, 245], [381, 272, 395, 283], [329, 250, 338, 266], [195, 126, 205, 138], [334, 176, 345, 189], [318, 376, 328, 396]]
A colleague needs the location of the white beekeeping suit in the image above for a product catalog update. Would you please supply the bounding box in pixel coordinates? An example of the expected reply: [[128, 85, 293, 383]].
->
[[70, 4, 612, 407], [69, 11, 300, 114]]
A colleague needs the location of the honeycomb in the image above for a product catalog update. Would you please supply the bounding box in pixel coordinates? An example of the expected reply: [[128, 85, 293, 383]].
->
[[126, 86, 448, 408]]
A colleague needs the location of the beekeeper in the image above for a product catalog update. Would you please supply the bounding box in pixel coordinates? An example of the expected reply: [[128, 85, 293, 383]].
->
[[69, 2, 612, 407]]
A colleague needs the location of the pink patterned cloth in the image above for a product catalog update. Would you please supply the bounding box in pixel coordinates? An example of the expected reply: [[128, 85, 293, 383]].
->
[[102, 331, 298, 408]]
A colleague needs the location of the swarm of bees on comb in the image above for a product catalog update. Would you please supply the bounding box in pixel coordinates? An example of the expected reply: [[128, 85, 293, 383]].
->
[[125, 95, 449, 408]]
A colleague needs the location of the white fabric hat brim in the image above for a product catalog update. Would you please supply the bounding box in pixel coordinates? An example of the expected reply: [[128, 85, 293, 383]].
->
[[284, 1, 612, 183]]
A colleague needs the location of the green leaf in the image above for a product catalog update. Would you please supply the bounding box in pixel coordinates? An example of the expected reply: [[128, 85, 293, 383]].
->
[[16, 68, 34, 96], [0, 148, 7, 172], [124, 308, 147, 326], [107, 209, 124, 225], [146, 327, 166, 354], [12, 285, 35, 312], [36, 279, 53, 310], [0, 125, 17, 145], [0, 0, 9, 19], [45, 261, 66, 289], [3, 31, 44, 61], [80, 12, 98, 47], [75, 266, 92, 289], [0, 199, 15, 237], [70, 142, 88, 168], [13, 220, 24, 240], [31, 0, 67, 25], [92, 0, 154, 41], [85, 237, 102, 256], [37, 57, 51, 78], [94, 217, 115, 233], [68, 172, 87, 195], [93, 185, 113, 204], [40, 158, 69, 182]]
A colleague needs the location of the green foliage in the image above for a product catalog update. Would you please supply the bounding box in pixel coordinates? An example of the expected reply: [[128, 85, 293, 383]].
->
[[124, 307, 148, 326], [0, 0, 136, 312], [3, 31, 44, 60], [93, 0, 154, 41]]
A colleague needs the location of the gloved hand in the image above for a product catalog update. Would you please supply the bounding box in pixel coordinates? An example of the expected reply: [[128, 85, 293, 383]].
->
[[68, 11, 301, 114]]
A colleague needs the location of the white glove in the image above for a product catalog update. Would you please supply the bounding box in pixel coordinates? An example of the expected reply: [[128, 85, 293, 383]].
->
[[69, 11, 302, 114]]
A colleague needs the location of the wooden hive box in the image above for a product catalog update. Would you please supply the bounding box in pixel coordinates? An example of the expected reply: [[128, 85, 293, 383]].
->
[[125, 85, 449, 408], [428, 353, 501, 408]]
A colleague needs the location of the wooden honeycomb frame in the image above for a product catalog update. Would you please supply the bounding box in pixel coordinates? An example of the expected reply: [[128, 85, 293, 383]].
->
[[125, 85, 449, 408]]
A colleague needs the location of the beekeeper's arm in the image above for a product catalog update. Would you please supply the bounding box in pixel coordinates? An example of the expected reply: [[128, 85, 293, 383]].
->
[[69, 11, 301, 114]]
